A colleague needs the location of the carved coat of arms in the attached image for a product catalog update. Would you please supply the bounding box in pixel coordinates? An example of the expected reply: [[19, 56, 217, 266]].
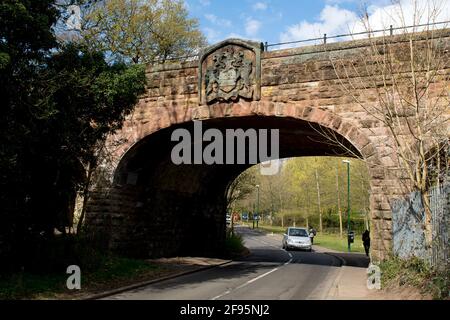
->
[[199, 39, 261, 105]]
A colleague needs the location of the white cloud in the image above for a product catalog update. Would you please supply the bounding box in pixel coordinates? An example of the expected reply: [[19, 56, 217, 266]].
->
[[245, 18, 262, 37], [205, 13, 232, 28], [253, 2, 268, 11], [199, 0, 211, 6], [280, 5, 358, 45], [362, 0, 450, 32], [279, 0, 450, 47]]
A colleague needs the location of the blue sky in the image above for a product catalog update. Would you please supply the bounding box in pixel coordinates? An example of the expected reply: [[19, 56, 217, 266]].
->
[[185, 0, 450, 46]]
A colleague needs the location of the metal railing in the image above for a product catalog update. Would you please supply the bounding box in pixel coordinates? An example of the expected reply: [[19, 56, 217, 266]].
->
[[147, 53, 199, 65], [263, 20, 450, 51], [148, 20, 450, 63]]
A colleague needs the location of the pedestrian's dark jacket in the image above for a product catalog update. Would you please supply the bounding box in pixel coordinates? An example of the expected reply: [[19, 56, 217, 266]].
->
[[362, 230, 370, 245]]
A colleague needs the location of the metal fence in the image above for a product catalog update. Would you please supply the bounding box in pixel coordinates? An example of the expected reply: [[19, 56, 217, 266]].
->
[[147, 20, 450, 63], [392, 183, 449, 270], [429, 183, 450, 270], [264, 20, 450, 51]]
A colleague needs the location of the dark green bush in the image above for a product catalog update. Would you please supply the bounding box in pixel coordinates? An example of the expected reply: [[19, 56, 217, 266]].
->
[[224, 233, 246, 258]]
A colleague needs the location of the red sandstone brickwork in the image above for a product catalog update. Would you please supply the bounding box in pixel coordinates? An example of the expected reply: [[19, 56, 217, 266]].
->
[[96, 33, 450, 261]]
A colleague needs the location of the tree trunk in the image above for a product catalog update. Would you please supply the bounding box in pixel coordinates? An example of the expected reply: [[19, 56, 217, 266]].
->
[[271, 203, 274, 226], [77, 161, 93, 234], [231, 205, 235, 236], [361, 179, 369, 231], [422, 191, 433, 248], [364, 208, 369, 231], [315, 169, 323, 233]]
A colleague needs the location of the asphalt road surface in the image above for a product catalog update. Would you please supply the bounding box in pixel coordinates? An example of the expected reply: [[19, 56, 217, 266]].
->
[[105, 225, 369, 300]]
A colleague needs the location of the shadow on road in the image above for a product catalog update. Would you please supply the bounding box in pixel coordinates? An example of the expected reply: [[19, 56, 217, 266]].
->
[[235, 248, 344, 267], [125, 261, 278, 293], [325, 253, 370, 268]]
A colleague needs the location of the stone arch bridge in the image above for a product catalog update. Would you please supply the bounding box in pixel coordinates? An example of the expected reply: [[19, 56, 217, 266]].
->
[[86, 33, 450, 261]]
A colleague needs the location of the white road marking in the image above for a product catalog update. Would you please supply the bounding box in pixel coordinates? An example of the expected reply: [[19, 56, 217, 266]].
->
[[234, 267, 281, 291], [282, 249, 293, 258], [211, 290, 231, 300], [211, 232, 293, 300]]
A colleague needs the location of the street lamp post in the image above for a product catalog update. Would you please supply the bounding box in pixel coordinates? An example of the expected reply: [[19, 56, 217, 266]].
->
[[256, 185, 260, 229], [342, 160, 351, 252]]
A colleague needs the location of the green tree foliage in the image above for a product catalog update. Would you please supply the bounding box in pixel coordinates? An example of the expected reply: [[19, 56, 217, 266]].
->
[[0, 1, 146, 271], [234, 157, 370, 231], [227, 167, 257, 213], [82, 0, 207, 63], [1, 1, 60, 268], [284, 157, 370, 218]]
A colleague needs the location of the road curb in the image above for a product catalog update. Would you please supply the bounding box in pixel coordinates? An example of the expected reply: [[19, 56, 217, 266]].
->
[[80, 260, 233, 300], [324, 252, 347, 266]]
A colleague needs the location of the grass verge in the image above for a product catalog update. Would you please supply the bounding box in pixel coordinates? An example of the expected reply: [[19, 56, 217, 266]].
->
[[314, 233, 364, 253], [379, 256, 449, 300], [0, 255, 169, 300], [240, 222, 284, 234]]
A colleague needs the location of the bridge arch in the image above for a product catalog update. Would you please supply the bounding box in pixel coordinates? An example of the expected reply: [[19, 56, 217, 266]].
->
[[114, 101, 378, 167], [85, 30, 450, 263], [86, 101, 391, 261]]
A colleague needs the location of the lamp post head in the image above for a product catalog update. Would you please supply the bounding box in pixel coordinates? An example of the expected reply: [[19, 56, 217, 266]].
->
[[342, 160, 350, 164], [256, 184, 260, 188]]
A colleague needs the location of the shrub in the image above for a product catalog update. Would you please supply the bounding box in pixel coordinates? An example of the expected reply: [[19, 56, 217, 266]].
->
[[224, 233, 246, 258], [379, 256, 449, 300]]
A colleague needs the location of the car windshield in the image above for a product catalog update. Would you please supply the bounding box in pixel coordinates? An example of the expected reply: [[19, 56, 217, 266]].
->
[[289, 228, 308, 237]]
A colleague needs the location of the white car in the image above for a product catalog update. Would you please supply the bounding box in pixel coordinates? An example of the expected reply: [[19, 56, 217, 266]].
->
[[282, 227, 312, 251]]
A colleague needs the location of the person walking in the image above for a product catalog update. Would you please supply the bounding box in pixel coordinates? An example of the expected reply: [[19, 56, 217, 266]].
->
[[309, 226, 316, 245], [362, 229, 370, 257]]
